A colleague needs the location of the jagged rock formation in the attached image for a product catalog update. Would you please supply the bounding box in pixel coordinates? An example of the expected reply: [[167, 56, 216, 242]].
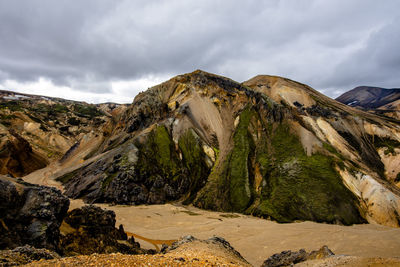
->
[[52, 70, 400, 227], [0, 90, 127, 177], [60, 205, 146, 256], [0, 175, 69, 251], [336, 86, 400, 119]]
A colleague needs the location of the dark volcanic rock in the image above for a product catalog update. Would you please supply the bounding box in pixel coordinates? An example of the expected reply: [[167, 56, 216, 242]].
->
[[60, 205, 146, 256], [62, 125, 210, 207], [262, 249, 308, 267], [261, 246, 334, 267], [0, 176, 69, 251], [64, 205, 116, 229]]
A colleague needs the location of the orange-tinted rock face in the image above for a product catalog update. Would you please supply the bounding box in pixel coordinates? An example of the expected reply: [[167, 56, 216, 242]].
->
[[0, 90, 126, 178], [0, 130, 48, 177]]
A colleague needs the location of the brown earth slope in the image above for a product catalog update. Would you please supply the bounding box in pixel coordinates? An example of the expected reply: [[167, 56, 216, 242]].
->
[[0, 90, 128, 177]]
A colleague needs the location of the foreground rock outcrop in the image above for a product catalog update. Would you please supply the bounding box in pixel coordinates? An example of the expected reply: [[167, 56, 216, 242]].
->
[[0, 245, 60, 266], [161, 235, 250, 266], [60, 205, 147, 256], [25, 235, 251, 267], [0, 176, 69, 251]]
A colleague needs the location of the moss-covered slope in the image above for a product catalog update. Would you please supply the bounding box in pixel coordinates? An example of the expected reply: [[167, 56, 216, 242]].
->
[[252, 123, 363, 224], [195, 107, 364, 225]]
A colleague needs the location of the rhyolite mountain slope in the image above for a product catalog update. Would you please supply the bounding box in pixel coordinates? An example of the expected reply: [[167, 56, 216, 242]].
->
[[47, 70, 400, 228], [336, 86, 400, 119], [0, 90, 128, 177]]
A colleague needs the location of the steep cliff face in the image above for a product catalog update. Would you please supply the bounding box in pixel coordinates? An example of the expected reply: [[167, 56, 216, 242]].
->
[[0, 90, 127, 177], [55, 70, 400, 227]]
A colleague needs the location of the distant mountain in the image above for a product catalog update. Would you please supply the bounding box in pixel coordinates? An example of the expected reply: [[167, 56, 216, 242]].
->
[[336, 86, 400, 119]]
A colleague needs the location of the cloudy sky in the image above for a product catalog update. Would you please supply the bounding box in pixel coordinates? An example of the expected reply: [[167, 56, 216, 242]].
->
[[0, 1, 399, 103]]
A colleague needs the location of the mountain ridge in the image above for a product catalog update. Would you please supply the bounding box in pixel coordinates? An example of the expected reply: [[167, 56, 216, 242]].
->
[[39, 70, 400, 227], [2, 70, 400, 227]]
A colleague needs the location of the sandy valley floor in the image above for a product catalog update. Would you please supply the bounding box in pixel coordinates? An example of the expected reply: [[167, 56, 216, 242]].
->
[[70, 200, 400, 266]]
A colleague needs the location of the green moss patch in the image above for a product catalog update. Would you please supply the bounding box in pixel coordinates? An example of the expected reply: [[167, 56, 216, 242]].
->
[[0, 114, 16, 127], [56, 169, 81, 184], [0, 101, 23, 111], [193, 107, 256, 212], [227, 108, 255, 212], [253, 123, 364, 225], [101, 172, 117, 191], [135, 125, 182, 189], [178, 129, 210, 204], [53, 104, 69, 113], [73, 104, 103, 118]]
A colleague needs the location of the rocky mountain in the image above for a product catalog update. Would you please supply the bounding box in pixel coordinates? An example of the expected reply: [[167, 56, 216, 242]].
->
[[0, 90, 128, 177], [336, 86, 400, 119], [37, 70, 400, 228]]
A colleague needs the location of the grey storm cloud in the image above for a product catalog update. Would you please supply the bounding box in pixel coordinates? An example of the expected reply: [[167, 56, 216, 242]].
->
[[0, 0, 399, 99]]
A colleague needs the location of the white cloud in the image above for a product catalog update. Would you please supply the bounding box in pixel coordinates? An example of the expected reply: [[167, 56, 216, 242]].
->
[[0, 0, 399, 101], [0, 75, 169, 103]]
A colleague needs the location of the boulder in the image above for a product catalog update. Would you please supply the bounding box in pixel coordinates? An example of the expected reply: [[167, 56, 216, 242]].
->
[[261, 246, 334, 267], [60, 205, 147, 256], [0, 176, 69, 251]]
